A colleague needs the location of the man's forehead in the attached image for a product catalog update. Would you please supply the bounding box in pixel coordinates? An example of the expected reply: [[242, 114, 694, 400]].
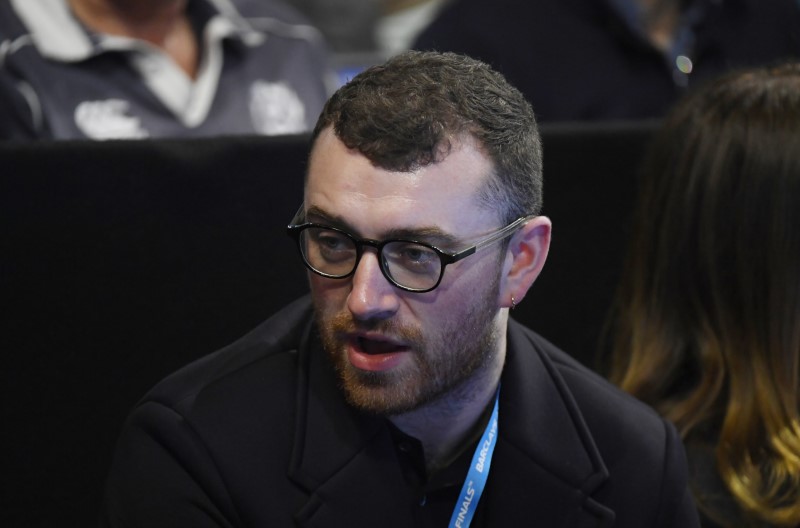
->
[[307, 131, 491, 192], [304, 128, 498, 234], [307, 126, 491, 175]]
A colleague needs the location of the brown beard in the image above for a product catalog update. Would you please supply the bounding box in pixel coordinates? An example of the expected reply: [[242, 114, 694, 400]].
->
[[314, 271, 502, 415]]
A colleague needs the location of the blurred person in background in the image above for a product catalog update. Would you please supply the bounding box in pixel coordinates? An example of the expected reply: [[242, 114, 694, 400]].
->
[[374, 0, 450, 56], [0, 0, 338, 140], [414, 0, 800, 123], [283, 0, 383, 55], [285, 0, 449, 84], [607, 62, 800, 527]]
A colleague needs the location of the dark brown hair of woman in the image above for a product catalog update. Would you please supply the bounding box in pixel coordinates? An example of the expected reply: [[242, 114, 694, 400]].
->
[[607, 61, 800, 527]]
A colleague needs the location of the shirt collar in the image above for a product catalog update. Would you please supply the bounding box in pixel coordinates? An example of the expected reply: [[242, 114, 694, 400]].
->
[[9, 0, 263, 62]]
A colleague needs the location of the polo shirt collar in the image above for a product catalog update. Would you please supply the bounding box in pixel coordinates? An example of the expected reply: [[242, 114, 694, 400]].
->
[[9, 0, 263, 62]]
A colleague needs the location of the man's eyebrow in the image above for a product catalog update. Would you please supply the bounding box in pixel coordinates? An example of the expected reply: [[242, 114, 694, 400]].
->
[[305, 205, 460, 246], [305, 206, 355, 232], [384, 227, 460, 247]]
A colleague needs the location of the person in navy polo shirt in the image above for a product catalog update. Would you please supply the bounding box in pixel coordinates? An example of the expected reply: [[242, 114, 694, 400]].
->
[[0, 0, 337, 140]]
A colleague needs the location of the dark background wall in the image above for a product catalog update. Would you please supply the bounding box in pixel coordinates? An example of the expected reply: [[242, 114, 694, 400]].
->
[[1, 122, 654, 527]]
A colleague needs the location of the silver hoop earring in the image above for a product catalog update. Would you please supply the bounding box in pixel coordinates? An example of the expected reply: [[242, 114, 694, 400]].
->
[[511, 296, 516, 310]]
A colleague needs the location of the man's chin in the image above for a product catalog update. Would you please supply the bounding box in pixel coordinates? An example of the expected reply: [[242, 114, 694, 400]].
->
[[338, 370, 426, 415]]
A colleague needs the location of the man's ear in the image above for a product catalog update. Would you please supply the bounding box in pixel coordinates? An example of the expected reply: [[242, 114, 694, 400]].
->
[[499, 216, 551, 308]]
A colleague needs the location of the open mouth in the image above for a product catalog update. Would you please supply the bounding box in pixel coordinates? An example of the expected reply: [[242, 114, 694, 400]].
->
[[356, 336, 408, 355], [346, 335, 411, 372]]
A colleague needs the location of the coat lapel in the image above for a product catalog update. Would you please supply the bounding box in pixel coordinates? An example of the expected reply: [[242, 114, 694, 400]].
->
[[484, 321, 615, 526], [286, 317, 615, 527], [287, 329, 418, 527]]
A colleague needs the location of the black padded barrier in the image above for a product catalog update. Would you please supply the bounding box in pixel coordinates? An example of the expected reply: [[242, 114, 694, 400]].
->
[[1, 121, 656, 527], [521, 120, 658, 365]]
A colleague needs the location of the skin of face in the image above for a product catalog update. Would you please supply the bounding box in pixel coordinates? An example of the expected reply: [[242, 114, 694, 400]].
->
[[306, 127, 517, 416]]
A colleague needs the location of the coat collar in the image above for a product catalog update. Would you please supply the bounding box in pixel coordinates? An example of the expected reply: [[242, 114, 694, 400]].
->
[[286, 312, 614, 526]]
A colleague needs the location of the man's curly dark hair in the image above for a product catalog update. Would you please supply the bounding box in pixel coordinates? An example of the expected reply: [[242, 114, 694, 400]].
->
[[311, 50, 543, 223]]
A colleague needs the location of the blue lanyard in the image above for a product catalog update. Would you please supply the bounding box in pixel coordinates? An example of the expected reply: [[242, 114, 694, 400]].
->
[[448, 387, 500, 528]]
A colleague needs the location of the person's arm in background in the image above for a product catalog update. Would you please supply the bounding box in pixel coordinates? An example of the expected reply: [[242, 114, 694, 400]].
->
[[0, 73, 46, 141]]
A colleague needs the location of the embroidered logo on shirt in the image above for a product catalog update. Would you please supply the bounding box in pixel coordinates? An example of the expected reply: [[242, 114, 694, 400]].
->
[[249, 81, 307, 135], [74, 99, 150, 140]]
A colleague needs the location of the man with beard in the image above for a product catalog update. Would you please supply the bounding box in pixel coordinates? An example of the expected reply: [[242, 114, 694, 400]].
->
[[101, 51, 700, 527]]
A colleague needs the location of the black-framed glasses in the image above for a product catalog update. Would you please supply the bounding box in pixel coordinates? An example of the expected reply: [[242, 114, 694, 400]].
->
[[287, 209, 536, 293]]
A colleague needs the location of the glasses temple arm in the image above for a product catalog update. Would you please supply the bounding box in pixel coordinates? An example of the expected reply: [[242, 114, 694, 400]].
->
[[472, 215, 535, 252], [287, 204, 305, 227]]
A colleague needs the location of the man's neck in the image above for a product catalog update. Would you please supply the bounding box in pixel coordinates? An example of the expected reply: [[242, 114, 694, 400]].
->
[[67, 0, 198, 77], [388, 338, 506, 473]]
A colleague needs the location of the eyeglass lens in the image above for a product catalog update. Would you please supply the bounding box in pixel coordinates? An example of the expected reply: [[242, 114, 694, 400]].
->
[[298, 226, 443, 290]]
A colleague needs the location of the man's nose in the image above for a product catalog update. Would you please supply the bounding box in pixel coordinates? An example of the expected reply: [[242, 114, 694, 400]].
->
[[346, 249, 400, 321]]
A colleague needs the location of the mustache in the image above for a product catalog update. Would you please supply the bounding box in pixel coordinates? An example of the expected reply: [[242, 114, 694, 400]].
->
[[327, 311, 424, 343]]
